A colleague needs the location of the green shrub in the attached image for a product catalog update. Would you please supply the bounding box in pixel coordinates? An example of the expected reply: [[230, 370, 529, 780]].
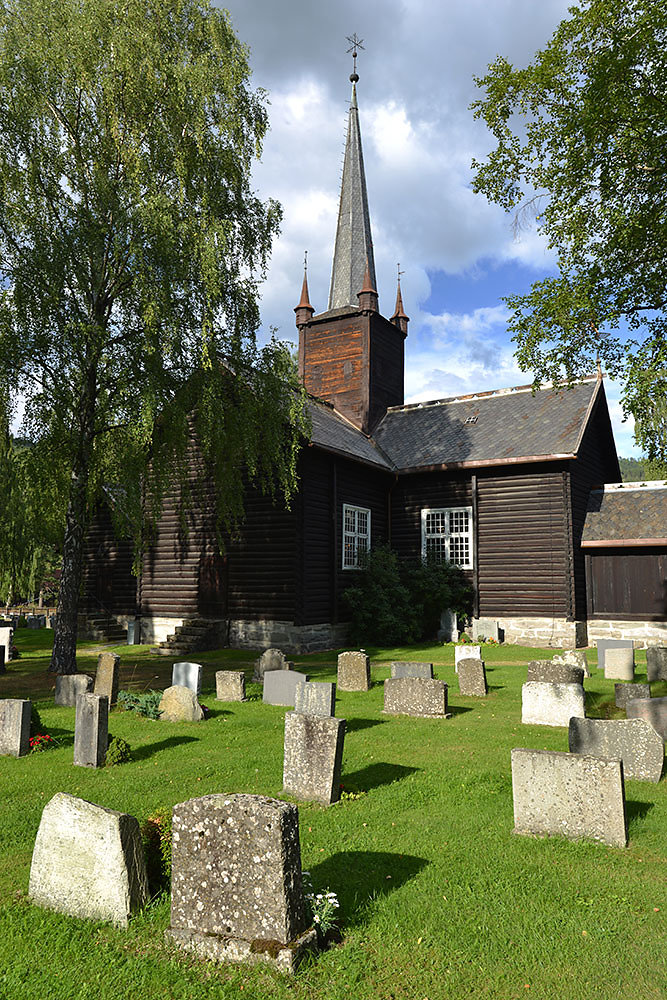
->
[[141, 811, 172, 896], [117, 689, 162, 719], [106, 734, 132, 765]]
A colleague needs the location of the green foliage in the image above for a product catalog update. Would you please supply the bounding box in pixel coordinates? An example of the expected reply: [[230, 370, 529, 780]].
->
[[117, 689, 163, 719], [618, 455, 667, 481], [343, 545, 474, 645], [29, 703, 42, 737], [471, 0, 667, 462], [302, 871, 340, 937], [141, 810, 172, 896], [105, 733, 132, 766]]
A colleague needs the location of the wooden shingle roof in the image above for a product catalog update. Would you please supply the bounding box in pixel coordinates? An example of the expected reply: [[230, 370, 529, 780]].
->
[[582, 482, 667, 546]]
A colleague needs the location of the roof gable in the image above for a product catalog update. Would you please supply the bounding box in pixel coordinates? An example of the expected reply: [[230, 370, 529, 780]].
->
[[582, 481, 667, 546]]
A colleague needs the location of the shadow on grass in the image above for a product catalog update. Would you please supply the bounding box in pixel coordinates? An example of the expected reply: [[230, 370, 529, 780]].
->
[[585, 692, 623, 720], [308, 850, 428, 927], [131, 736, 199, 761], [341, 761, 420, 792], [626, 799, 655, 829], [487, 684, 505, 692], [447, 704, 473, 717], [345, 718, 386, 733], [200, 707, 233, 720]]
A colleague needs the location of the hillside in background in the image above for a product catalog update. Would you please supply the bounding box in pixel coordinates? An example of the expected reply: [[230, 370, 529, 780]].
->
[[618, 456, 666, 481]]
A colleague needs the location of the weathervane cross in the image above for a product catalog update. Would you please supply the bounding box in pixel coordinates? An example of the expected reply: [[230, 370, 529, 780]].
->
[[346, 33, 364, 78]]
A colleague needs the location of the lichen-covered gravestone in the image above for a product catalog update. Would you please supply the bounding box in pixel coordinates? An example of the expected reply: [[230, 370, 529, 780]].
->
[[604, 647, 634, 681], [54, 673, 94, 707], [457, 658, 488, 696], [383, 677, 450, 718], [294, 681, 336, 717], [283, 712, 346, 805], [262, 670, 308, 707], [455, 645, 481, 674], [167, 793, 317, 973], [252, 648, 291, 683], [337, 651, 371, 692], [29, 792, 148, 926], [568, 717, 664, 783], [526, 660, 584, 686], [74, 693, 108, 768], [171, 661, 202, 696], [626, 696, 667, 741], [94, 651, 120, 705], [553, 649, 590, 678], [0, 699, 31, 757], [615, 683, 651, 710], [159, 685, 204, 722], [215, 670, 246, 702], [511, 748, 627, 848], [646, 646, 667, 683], [390, 661, 434, 679], [521, 681, 585, 727]]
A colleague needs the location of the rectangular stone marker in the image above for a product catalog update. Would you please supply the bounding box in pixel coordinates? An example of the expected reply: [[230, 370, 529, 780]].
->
[[94, 651, 120, 705], [74, 693, 109, 768], [390, 661, 434, 679], [54, 673, 94, 707], [455, 645, 481, 674], [604, 647, 634, 681], [569, 717, 664, 783], [29, 792, 148, 926], [472, 618, 501, 642], [526, 660, 584, 686], [215, 670, 246, 702], [172, 661, 202, 696], [283, 712, 345, 805], [511, 748, 627, 847], [0, 699, 31, 757], [626, 696, 667, 741], [646, 646, 667, 683], [167, 793, 316, 973], [521, 681, 585, 727], [615, 682, 651, 710], [383, 677, 450, 718], [0, 626, 12, 664], [263, 670, 308, 707], [596, 639, 633, 670], [553, 649, 590, 677], [294, 681, 336, 717], [337, 651, 371, 692], [457, 658, 488, 696]]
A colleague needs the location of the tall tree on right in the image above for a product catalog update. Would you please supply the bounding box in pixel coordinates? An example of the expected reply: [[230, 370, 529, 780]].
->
[[471, 0, 667, 466]]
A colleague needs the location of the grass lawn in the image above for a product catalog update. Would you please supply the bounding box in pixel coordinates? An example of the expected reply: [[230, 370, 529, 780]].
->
[[0, 632, 665, 1000]]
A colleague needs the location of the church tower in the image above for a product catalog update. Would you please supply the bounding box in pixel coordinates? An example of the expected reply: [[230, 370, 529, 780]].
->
[[295, 54, 408, 434]]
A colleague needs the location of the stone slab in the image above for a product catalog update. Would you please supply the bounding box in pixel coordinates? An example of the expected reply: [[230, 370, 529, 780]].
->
[[511, 748, 627, 847], [0, 627, 12, 663], [626, 697, 667, 741], [0, 699, 31, 757], [262, 670, 308, 707], [646, 646, 667, 683], [215, 671, 246, 702], [337, 651, 371, 691], [253, 648, 291, 683], [526, 660, 584, 686], [552, 649, 590, 678], [29, 792, 148, 926], [159, 685, 204, 722], [383, 677, 450, 718], [166, 925, 317, 974], [471, 618, 501, 642], [457, 658, 488, 696], [455, 645, 481, 674], [172, 661, 202, 696], [390, 661, 434, 679], [294, 681, 336, 717], [94, 652, 120, 705], [596, 639, 633, 670], [615, 683, 651, 710], [74, 693, 108, 768], [55, 673, 94, 707], [569, 717, 664, 783], [283, 712, 345, 805], [604, 647, 634, 681], [521, 681, 585, 727]]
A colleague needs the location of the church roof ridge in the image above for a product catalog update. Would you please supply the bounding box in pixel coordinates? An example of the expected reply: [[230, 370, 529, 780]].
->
[[384, 376, 600, 413]]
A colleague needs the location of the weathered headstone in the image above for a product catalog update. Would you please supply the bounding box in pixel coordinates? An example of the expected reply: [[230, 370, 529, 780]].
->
[[511, 748, 627, 848], [215, 670, 246, 702], [252, 648, 291, 683], [383, 677, 450, 718], [596, 639, 633, 671], [294, 680, 336, 717], [171, 661, 202, 696], [337, 650, 371, 692], [472, 618, 501, 642], [262, 670, 308, 707], [0, 699, 31, 757], [615, 682, 651, 710], [553, 649, 590, 677], [455, 644, 481, 674], [569, 717, 664, 783], [526, 660, 584, 686], [54, 673, 94, 707], [438, 608, 458, 642], [159, 685, 203, 722], [283, 712, 345, 805], [521, 681, 585, 727], [604, 647, 634, 681], [457, 657, 488, 696], [167, 793, 316, 973], [29, 792, 148, 926], [646, 646, 667, 683], [626, 696, 667, 741], [74, 693, 108, 768], [94, 651, 120, 705], [390, 661, 434, 679], [0, 626, 13, 663]]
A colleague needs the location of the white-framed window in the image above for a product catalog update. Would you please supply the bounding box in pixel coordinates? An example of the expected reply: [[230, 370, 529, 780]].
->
[[421, 507, 473, 569], [342, 504, 371, 569]]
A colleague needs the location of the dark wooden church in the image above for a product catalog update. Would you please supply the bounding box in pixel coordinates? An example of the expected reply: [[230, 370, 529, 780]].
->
[[82, 71, 632, 653]]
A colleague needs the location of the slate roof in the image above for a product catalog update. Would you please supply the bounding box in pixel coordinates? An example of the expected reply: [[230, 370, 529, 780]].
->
[[372, 379, 600, 472], [582, 483, 667, 545], [308, 398, 392, 471]]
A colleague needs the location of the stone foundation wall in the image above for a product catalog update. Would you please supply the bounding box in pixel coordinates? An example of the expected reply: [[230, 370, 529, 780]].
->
[[228, 620, 350, 655], [135, 616, 186, 645], [586, 619, 667, 647], [488, 617, 589, 649]]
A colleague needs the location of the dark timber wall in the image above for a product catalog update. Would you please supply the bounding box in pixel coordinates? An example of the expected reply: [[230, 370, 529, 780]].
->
[[586, 547, 667, 620], [81, 504, 136, 616]]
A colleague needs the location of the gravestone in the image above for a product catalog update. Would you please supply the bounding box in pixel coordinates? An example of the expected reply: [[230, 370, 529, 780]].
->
[[521, 681, 585, 727], [0, 626, 12, 663], [172, 661, 202, 696], [526, 660, 584, 686], [294, 681, 336, 717], [283, 712, 345, 805], [511, 748, 627, 848], [646, 646, 667, 683], [55, 673, 94, 707], [74, 693, 108, 768], [253, 648, 291, 683], [390, 661, 434, 679], [94, 651, 120, 705], [262, 670, 308, 707], [552, 649, 590, 677], [29, 792, 148, 926], [472, 618, 501, 642], [0, 699, 31, 757], [215, 671, 246, 702], [568, 717, 664, 783], [604, 647, 634, 681], [167, 793, 316, 973], [159, 685, 204, 722], [455, 645, 481, 674], [626, 696, 667, 741], [457, 657, 488, 696], [383, 677, 450, 718], [615, 683, 651, 710], [438, 608, 458, 642], [596, 639, 633, 671], [337, 651, 371, 692]]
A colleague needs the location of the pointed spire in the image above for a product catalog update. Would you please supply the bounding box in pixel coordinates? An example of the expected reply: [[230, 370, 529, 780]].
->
[[294, 251, 315, 327], [357, 256, 378, 312], [391, 265, 409, 335]]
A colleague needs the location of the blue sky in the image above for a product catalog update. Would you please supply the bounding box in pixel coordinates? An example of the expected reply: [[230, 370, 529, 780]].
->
[[221, 0, 638, 457]]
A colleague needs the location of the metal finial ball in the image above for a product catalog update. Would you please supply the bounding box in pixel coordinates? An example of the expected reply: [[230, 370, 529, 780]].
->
[[350, 72, 359, 83]]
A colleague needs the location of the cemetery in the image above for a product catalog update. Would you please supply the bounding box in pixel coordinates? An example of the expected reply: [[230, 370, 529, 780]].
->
[[0, 626, 664, 999]]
